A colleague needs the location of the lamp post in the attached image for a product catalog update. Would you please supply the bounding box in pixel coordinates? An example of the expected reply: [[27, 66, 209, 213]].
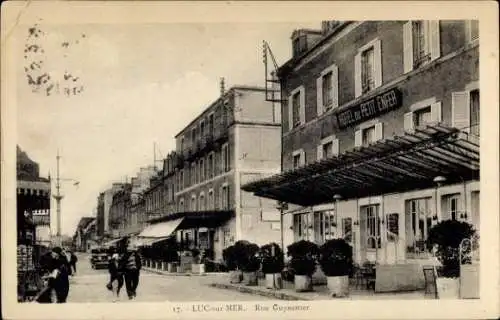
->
[[433, 176, 447, 222], [276, 201, 288, 259], [333, 194, 342, 239]]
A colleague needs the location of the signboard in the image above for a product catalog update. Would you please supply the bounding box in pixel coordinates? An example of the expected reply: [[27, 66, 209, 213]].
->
[[336, 88, 403, 129]]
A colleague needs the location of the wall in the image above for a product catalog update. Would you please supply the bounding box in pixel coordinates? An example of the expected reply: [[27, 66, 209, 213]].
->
[[234, 88, 278, 124], [280, 20, 478, 170], [237, 125, 281, 172]]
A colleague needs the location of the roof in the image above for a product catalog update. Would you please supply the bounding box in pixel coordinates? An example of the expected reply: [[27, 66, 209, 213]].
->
[[242, 124, 479, 207], [174, 85, 266, 138]]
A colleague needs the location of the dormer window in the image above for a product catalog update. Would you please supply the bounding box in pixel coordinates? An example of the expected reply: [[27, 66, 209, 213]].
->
[[292, 35, 308, 57]]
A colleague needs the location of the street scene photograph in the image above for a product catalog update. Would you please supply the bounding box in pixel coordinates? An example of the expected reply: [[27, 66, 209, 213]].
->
[[3, 3, 496, 317]]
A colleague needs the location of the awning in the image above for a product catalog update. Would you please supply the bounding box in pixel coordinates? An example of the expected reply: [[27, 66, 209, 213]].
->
[[242, 124, 480, 207], [138, 218, 184, 238], [102, 237, 125, 248], [147, 210, 234, 229], [131, 237, 170, 247]]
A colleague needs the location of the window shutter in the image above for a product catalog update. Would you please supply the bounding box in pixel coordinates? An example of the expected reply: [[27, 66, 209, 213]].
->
[[288, 94, 293, 132], [300, 150, 306, 166], [354, 130, 362, 147], [404, 112, 414, 132], [430, 101, 442, 123], [374, 123, 384, 141], [316, 77, 323, 116], [299, 87, 306, 124], [332, 138, 340, 156], [373, 40, 383, 88], [354, 53, 362, 98], [332, 65, 339, 109], [452, 91, 470, 131], [403, 21, 413, 73], [317, 145, 323, 161], [428, 20, 441, 61]]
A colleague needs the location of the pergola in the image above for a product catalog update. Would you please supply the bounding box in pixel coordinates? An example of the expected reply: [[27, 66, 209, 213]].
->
[[242, 124, 480, 207]]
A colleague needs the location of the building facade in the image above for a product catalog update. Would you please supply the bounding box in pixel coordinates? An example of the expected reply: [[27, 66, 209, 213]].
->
[[109, 183, 132, 238], [243, 20, 480, 269], [141, 86, 282, 260], [74, 217, 96, 252]]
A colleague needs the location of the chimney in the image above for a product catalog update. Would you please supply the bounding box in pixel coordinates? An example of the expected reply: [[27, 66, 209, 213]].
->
[[220, 77, 225, 97], [291, 28, 323, 58], [321, 20, 343, 35]]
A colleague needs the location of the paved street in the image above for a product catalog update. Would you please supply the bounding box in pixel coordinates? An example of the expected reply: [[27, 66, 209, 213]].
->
[[67, 253, 270, 302]]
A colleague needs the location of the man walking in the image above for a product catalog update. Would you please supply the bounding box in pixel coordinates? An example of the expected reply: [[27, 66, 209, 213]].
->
[[69, 251, 78, 275], [119, 239, 142, 299]]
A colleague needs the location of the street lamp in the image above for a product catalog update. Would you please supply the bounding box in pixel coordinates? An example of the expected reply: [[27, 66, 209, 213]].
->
[[333, 194, 342, 239]]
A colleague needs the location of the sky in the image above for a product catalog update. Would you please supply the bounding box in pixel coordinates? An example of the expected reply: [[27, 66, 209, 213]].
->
[[15, 19, 321, 236]]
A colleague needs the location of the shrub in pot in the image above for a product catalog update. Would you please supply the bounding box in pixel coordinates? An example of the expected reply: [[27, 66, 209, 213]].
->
[[260, 243, 285, 289], [223, 245, 242, 283], [427, 219, 476, 299], [319, 239, 353, 297], [191, 248, 205, 274], [287, 240, 319, 292], [239, 242, 260, 286]]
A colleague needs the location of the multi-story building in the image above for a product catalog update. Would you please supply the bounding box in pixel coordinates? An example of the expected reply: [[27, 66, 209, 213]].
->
[[109, 183, 132, 238], [141, 85, 282, 260], [74, 217, 96, 252], [96, 192, 105, 238], [243, 20, 479, 288], [96, 183, 126, 238]]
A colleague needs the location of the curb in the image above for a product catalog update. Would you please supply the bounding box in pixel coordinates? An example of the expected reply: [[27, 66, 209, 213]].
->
[[143, 267, 208, 277], [208, 283, 312, 301]]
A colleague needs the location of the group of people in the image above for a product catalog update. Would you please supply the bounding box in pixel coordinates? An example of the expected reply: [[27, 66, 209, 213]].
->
[[106, 237, 142, 301], [36, 247, 78, 303]]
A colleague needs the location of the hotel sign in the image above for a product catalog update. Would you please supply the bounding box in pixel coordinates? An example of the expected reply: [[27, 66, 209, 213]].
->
[[336, 88, 403, 129]]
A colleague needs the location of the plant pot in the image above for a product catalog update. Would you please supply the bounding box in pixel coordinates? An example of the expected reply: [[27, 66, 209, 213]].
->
[[192, 263, 205, 274], [326, 276, 350, 298], [242, 271, 258, 286], [229, 270, 243, 284], [265, 273, 283, 290], [294, 275, 313, 292], [436, 277, 459, 299]]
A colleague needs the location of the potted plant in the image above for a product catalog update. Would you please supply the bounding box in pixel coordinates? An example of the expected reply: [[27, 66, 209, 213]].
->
[[191, 248, 205, 274], [260, 243, 284, 289], [319, 239, 353, 297], [239, 242, 260, 286], [427, 220, 476, 299], [223, 244, 242, 283], [287, 240, 319, 292]]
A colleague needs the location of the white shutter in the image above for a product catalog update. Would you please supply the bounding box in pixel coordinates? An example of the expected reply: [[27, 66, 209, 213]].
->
[[452, 91, 470, 131], [300, 150, 306, 166], [299, 87, 306, 125], [404, 112, 414, 132], [431, 101, 442, 123], [332, 138, 340, 156], [428, 20, 441, 61], [374, 123, 384, 141], [288, 94, 293, 132], [317, 145, 323, 161], [354, 53, 362, 98], [332, 65, 339, 109], [354, 130, 362, 147], [373, 40, 383, 88], [403, 21, 413, 73], [316, 76, 323, 116]]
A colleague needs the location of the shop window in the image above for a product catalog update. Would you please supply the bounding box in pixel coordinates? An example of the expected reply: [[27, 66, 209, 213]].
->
[[470, 89, 480, 136], [403, 21, 441, 73], [405, 198, 433, 258]]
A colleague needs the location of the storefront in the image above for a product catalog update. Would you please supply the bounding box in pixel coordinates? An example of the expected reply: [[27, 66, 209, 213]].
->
[[242, 124, 480, 265]]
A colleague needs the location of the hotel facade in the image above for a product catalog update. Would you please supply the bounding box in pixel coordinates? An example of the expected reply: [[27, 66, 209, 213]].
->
[[139, 86, 282, 260], [243, 20, 480, 270]]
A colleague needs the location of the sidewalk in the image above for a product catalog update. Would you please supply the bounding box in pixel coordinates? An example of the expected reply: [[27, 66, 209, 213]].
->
[[208, 278, 430, 301], [143, 266, 227, 277]]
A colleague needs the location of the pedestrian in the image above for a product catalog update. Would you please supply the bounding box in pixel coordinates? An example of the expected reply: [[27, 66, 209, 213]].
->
[[47, 247, 70, 303], [69, 251, 78, 274], [119, 239, 142, 299], [106, 248, 124, 301]]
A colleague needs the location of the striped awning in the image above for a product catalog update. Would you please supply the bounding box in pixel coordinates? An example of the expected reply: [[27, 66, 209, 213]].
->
[[242, 124, 480, 207]]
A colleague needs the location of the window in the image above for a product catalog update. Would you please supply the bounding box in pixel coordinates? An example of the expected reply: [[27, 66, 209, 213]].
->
[[317, 137, 339, 160], [406, 198, 433, 257], [199, 159, 204, 182], [317, 65, 339, 115], [363, 205, 381, 249], [292, 35, 307, 57], [220, 185, 230, 210], [191, 163, 196, 185], [200, 121, 205, 138], [403, 21, 440, 73], [323, 142, 333, 159], [180, 136, 185, 152], [208, 190, 214, 210], [414, 106, 432, 127], [222, 144, 230, 172], [292, 91, 301, 127], [191, 128, 196, 144], [208, 153, 214, 178], [361, 47, 375, 94], [445, 194, 460, 221], [470, 89, 480, 136], [322, 72, 333, 107], [179, 198, 184, 212], [362, 126, 376, 146], [191, 195, 197, 211], [179, 170, 184, 190], [199, 193, 205, 211], [208, 114, 214, 136]]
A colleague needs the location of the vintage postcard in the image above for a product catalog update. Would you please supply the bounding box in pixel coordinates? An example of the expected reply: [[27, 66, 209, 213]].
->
[[1, 1, 499, 319]]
